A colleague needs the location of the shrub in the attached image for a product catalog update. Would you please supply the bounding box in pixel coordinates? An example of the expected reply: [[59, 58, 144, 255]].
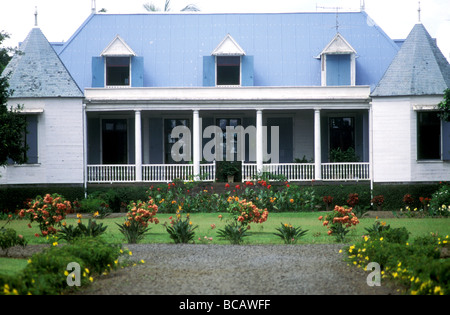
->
[[318, 205, 359, 242], [273, 223, 308, 244], [165, 210, 198, 244], [18, 193, 72, 236], [0, 227, 27, 256], [226, 197, 268, 228], [343, 232, 449, 295], [216, 222, 249, 245], [429, 184, 450, 217], [0, 237, 126, 295], [76, 196, 112, 218], [58, 215, 108, 243], [117, 199, 159, 243]]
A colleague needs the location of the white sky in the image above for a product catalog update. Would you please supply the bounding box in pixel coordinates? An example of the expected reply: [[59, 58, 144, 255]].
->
[[1, 0, 449, 60]]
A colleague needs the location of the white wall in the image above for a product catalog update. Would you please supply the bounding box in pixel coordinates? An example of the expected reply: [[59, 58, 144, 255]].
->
[[372, 97, 412, 182], [372, 95, 450, 183], [0, 97, 84, 185]]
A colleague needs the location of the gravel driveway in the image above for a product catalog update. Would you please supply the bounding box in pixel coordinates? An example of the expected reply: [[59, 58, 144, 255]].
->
[[74, 243, 398, 295]]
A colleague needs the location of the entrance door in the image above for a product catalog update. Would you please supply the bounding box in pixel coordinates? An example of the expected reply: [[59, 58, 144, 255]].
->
[[102, 119, 128, 164]]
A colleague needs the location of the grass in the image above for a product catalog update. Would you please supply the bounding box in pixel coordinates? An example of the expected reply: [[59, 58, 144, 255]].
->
[[0, 257, 28, 277], [1, 212, 449, 278], [2, 212, 449, 246]]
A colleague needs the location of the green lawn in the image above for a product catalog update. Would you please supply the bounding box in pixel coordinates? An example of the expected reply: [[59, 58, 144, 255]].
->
[[1, 212, 449, 278], [2, 212, 449, 246]]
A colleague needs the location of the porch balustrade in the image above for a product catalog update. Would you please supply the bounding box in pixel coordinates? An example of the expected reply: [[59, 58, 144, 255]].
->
[[87, 163, 216, 183], [87, 162, 369, 183], [321, 162, 370, 181], [242, 163, 315, 182]]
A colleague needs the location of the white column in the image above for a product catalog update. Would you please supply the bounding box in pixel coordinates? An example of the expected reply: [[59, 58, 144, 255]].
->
[[256, 110, 263, 174], [314, 109, 322, 181], [135, 110, 142, 182], [193, 110, 200, 180]]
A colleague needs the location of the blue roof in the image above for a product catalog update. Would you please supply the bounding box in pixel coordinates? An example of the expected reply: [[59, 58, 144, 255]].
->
[[58, 11, 399, 91]]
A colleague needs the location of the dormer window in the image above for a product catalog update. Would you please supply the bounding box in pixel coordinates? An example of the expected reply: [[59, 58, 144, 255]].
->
[[319, 33, 357, 86], [212, 34, 246, 86], [106, 57, 130, 86], [216, 56, 241, 86], [91, 35, 145, 88]]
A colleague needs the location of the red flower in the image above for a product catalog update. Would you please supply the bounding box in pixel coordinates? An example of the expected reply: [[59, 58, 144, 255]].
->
[[225, 183, 230, 188]]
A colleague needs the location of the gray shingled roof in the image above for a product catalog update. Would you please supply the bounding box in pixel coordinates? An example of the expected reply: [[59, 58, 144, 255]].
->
[[3, 27, 83, 98], [372, 23, 450, 97]]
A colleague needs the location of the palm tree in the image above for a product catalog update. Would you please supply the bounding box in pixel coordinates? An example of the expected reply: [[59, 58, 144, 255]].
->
[[143, 0, 199, 12]]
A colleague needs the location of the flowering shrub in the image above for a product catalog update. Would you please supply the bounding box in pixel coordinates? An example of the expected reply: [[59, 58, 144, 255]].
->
[[429, 185, 450, 217], [347, 193, 359, 207], [318, 205, 359, 242], [19, 194, 72, 236], [226, 197, 269, 228], [371, 195, 384, 207], [343, 233, 449, 295], [117, 199, 159, 243], [165, 208, 198, 244], [403, 194, 414, 207]]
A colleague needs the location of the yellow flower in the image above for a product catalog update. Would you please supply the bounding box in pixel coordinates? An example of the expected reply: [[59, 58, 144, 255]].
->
[[140, 259, 145, 264], [64, 271, 69, 276], [379, 237, 384, 241], [85, 268, 90, 274], [93, 211, 99, 217], [89, 277, 94, 282], [77, 213, 82, 219], [52, 242, 58, 247], [434, 286, 442, 295]]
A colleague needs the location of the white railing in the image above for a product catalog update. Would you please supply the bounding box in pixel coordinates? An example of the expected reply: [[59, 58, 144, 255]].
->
[[242, 163, 258, 181], [242, 163, 315, 181], [142, 162, 216, 182], [143, 164, 193, 182], [200, 161, 216, 182], [87, 162, 369, 183], [87, 165, 136, 183], [321, 162, 370, 181]]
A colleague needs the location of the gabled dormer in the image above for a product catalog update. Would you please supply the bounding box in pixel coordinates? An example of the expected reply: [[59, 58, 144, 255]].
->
[[203, 34, 254, 87], [319, 33, 357, 86], [92, 35, 144, 88]]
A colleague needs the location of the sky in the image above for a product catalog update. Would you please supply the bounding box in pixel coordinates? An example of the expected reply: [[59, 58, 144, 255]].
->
[[0, 0, 449, 60]]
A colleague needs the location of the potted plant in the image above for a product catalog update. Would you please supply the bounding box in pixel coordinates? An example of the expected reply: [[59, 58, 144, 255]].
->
[[219, 161, 240, 183]]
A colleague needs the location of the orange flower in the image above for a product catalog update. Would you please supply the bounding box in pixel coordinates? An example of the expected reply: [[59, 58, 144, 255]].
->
[[318, 216, 323, 220], [289, 199, 294, 203]]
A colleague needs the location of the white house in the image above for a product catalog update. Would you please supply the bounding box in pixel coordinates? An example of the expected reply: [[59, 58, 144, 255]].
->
[[1, 10, 449, 188]]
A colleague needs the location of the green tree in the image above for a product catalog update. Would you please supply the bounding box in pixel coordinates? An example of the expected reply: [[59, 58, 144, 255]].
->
[[143, 0, 199, 12], [438, 88, 450, 122], [0, 31, 28, 167]]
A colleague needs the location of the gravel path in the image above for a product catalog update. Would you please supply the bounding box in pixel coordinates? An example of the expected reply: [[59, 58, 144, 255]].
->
[[73, 244, 398, 295]]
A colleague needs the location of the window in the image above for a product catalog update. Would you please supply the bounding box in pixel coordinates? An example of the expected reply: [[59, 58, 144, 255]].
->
[[329, 117, 355, 152], [216, 56, 241, 86], [23, 115, 38, 164], [106, 57, 130, 86], [417, 112, 441, 160], [164, 119, 190, 164]]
